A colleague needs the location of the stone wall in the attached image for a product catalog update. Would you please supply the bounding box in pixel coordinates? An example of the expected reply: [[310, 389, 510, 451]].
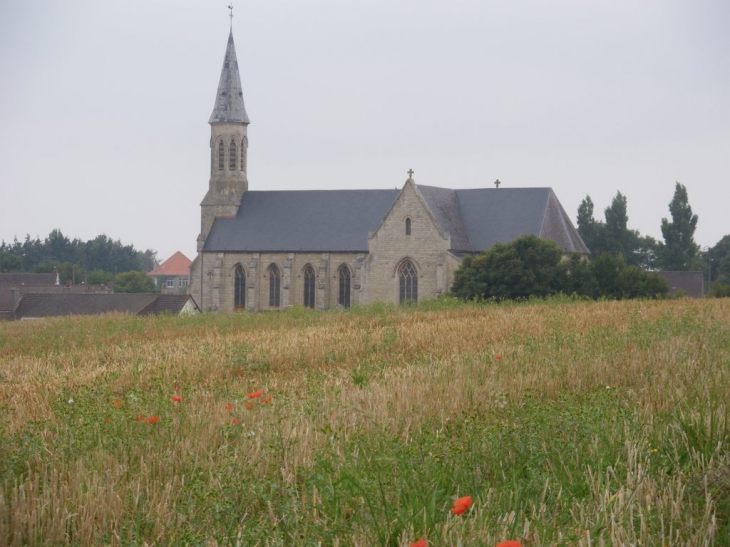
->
[[191, 251, 365, 312], [361, 181, 454, 304]]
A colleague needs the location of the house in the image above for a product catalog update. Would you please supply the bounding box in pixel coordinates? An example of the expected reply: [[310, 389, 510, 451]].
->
[[0, 272, 113, 320], [13, 293, 199, 320], [190, 28, 588, 313], [147, 251, 192, 294], [657, 271, 705, 298]]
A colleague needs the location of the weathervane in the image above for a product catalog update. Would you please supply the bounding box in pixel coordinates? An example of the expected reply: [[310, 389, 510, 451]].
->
[[228, 3, 234, 29]]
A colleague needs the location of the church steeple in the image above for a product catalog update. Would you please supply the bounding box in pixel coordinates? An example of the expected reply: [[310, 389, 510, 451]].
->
[[198, 26, 251, 251], [209, 30, 250, 125]]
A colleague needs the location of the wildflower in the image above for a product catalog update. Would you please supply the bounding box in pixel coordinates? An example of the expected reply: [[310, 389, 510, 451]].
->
[[225, 404, 234, 411], [105, 418, 112, 422], [244, 402, 254, 410], [451, 495, 472, 515], [111, 401, 123, 408], [248, 389, 264, 399], [627, 344, 635, 350], [495, 542, 522, 547], [231, 419, 241, 425], [495, 355, 503, 360], [410, 540, 427, 547], [172, 396, 182, 403], [146, 416, 160, 424], [133, 415, 145, 422], [261, 397, 272, 404], [68, 398, 74, 405]]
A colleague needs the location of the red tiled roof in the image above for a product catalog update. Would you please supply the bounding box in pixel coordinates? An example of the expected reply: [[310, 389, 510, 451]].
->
[[147, 251, 192, 277]]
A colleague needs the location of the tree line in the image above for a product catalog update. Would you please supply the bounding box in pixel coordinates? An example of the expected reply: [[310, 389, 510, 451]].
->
[[451, 235, 669, 301], [0, 229, 157, 291], [577, 182, 729, 297], [452, 182, 730, 301]]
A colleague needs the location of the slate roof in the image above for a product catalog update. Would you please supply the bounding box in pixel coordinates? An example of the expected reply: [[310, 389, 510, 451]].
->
[[204, 184, 588, 255], [0, 288, 18, 312], [0, 272, 58, 285], [204, 189, 399, 252], [454, 187, 589, 253], [14, 294, 198, 319], [657, 271, 705, 298], [139, 295, 199, 315], [147, 251, 192, 277], [209, 31, 249, 124]]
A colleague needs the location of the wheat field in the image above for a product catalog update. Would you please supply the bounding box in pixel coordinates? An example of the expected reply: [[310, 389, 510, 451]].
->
[[0, 297, 728, 546]]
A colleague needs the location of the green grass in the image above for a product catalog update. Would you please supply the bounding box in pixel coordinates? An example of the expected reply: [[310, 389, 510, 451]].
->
[[0, 297, 729, 546]]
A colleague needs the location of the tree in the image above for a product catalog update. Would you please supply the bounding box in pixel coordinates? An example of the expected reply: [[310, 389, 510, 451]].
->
[[114, 271, 155, 293], [576, 196, 604, 255], [451, 235, 563, 300], [576, 192, 651, 267], [0, 251, 22, 272], [658, 182, 701, 270], [708, 235, 730, 284]]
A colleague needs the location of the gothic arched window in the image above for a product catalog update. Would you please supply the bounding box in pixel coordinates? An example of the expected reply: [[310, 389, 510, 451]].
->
[[218, 140, 225, 171], [229, 139, 237, 171], [303, 266, 316, 309], [338, 265, 351, 308], [268, 265, 281, 308], [234, 265, 246, 310], [405, 218, 411, 236], [399, 260, 418, 304]]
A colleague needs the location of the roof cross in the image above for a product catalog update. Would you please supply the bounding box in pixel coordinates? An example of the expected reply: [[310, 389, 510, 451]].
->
[[494, 179, 501, 188], [228, 3, 234, 29], [407, 169, 414, 179]]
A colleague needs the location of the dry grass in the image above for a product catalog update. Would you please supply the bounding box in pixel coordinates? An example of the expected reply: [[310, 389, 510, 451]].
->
[[0, 297, 729, 546]]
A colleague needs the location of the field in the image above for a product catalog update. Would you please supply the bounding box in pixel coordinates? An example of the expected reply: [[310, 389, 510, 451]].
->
[[1, 297, 729, 546]]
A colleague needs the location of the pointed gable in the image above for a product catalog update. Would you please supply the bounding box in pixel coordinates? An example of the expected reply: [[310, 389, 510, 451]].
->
[[147, 252, 192, 277], [209, 31, 250, 124]]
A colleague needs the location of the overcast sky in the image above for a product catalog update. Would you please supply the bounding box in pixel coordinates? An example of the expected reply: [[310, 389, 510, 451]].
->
[[1, 1, 728, 263]]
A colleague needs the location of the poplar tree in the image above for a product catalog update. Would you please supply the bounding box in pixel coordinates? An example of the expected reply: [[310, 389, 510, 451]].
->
[[658, 182, 700, 270]]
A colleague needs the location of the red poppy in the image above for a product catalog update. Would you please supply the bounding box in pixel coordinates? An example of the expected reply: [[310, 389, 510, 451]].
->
[[224, 404, 234, 411], [244, 402, 254, 410], [105, 418, 111, 422], [248, 389, 264, 399], [495, 542, 522, 547], [111, 401, 123, 408], [146, 416, 160, 424], [172, 396, 182, 403], [451, 495, 472, 515], [261, 397, 272, 404], [627, 345, 635, 351], [231, 418, 240, 425], [495, 355, 503, 360], [410, 540, 427, 547], [133, 415, 145, 422]]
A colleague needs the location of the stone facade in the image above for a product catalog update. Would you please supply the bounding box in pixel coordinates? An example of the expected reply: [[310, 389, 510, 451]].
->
[[189, 29, 588, 313]]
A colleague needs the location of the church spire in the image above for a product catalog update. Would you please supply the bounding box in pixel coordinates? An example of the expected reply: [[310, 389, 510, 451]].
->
[[209, 30, 250, 124]]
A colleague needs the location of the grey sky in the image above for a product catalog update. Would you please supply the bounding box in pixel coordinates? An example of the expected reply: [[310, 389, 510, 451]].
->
[[1, 1, 728, 263]]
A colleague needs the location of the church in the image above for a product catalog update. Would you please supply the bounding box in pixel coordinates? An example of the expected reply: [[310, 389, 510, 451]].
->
[[190, 29, 589, 313]]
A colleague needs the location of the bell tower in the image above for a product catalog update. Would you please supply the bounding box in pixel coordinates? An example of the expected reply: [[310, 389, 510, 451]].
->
[[198, 27, 250, 251]]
